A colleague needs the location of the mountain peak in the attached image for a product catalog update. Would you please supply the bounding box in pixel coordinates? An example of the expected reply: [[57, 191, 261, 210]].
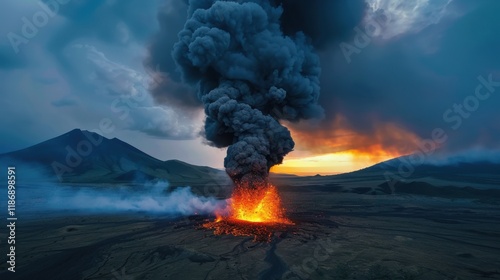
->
[[62, 128, 106, 140], [67, 128, 83, 134], [0, 129, 227, 184]]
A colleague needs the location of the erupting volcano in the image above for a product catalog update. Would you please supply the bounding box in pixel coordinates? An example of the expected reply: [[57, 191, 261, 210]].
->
[[173, 0, 323, 239]]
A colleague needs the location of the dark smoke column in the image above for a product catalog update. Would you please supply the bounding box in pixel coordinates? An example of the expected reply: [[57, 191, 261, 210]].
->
[[173, 0, 323, 185]]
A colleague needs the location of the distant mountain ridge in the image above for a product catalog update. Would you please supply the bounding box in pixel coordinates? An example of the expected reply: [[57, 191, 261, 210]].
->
[[0, 129, 230, 186], [307, 153, 500, 199]]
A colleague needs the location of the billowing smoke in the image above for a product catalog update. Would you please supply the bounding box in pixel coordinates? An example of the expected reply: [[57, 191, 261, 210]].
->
[[4, 181, 227, 216], [172, 0, 324, 184], [49, 181, 226, 215]]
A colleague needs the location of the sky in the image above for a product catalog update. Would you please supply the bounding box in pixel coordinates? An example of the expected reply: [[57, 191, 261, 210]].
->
[[1, 0, 499, 175]]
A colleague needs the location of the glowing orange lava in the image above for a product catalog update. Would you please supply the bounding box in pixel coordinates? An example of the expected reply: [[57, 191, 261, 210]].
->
[[204, 182, 293, 241], [227, 183, 292, 224]]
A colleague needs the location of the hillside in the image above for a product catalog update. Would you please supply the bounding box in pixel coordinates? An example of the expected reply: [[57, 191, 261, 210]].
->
[[0, 129, 230, 187]]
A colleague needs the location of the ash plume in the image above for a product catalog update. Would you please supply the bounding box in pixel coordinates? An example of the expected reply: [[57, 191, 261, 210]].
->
[[172, 0, 324, 184]]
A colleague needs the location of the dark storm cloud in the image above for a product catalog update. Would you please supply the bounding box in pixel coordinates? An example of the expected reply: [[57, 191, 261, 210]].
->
[[49, 0, 161, 46], [0, 0, 199, 142], [144, 0, 200, 108], [276, 0, 366, 48], [0, 44, 26, 69], [286, 0, 500, 158], [68, 44, 199, 140], [45, 0, 162, 82], [51, 97, 78, 107]]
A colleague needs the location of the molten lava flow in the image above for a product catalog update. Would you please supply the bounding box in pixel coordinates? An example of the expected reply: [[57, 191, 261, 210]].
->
[[204, 182, 293, 241]]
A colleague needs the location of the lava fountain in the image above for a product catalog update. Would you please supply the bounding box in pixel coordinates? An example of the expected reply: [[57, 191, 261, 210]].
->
[[228, 182, 291, 224], [172, 0, 323, 240], [203, 181, 294, 241], [202, 179, 294, 241]]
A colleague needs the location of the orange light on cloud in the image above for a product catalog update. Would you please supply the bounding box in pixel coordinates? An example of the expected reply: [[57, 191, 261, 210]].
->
[[274, 115, 422, 175]]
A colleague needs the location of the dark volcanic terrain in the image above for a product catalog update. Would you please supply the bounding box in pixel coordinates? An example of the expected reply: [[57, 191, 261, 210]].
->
[[1, 189, 499, 280]]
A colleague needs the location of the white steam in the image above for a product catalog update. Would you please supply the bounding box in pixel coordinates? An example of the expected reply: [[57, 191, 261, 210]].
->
[[15, 181, 227, 216]]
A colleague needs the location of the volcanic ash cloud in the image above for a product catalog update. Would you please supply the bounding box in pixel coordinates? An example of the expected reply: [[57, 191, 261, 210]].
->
[[173, 0, 323, 185]]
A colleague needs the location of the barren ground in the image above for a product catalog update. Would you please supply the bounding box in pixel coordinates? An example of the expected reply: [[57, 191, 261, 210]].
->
[[1, 181, 499, 280]]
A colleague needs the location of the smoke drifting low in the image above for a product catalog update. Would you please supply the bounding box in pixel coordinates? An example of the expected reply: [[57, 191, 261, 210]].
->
[[172, 0, 325, 183], [10, 181, 226, 216]]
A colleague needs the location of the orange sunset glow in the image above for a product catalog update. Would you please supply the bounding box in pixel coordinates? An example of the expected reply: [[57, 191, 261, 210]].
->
[[275, 116, 422, 175], [272, 150, 400, 175], [271, 150, 394, 176]]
